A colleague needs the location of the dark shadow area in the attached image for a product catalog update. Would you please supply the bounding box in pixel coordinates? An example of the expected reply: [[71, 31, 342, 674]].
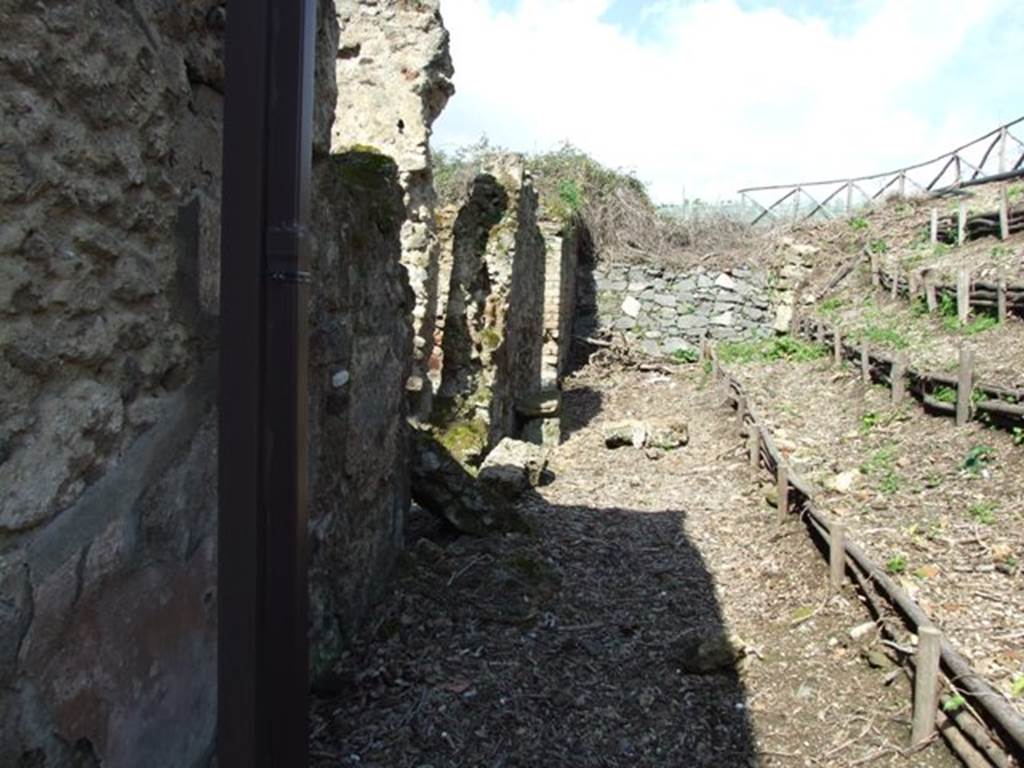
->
[[438, 174, 509, 402], [566, 223, 599, 379], [309, 494, 757, 767], [559, 384, 603, 442]]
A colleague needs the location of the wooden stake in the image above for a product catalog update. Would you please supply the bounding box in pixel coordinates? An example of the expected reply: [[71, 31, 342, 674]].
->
[[997, 273, 1008, 324], [999, 188, 1010, 240], [957, 200, 967, 246], [747, 428, 760, 470], [891, 353, 907, 405], [860, 344, 870, 384], [911, 626, 943, 748], [777, 463, 789, 522], [870, 252, 881, 289], [815, 320, 825, 345], [957, 348, 975, 427], [908, 271, 919, 300], [930, 208, 939, 244], [957, 268, 971, 325], [830, 523, 846, 591], [737, 396, 747, 424], [890, 269, 899, 300], [833, 327, 842, 365], [924, 271, 938, 313]]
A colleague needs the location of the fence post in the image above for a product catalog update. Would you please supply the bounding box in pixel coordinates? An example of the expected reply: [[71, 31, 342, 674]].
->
[[845, 181, 853, 214], [737, 395, 747, 424], [830, 523, 846, 592], [747, 427, 760, 469], [870, 251, 881, 289], [908, 271, 919, 301], [860, 344, 871, 384], [957, 268, 971, 324], [890, 268, 899, 300], [930, 208, 939, 245], [924, 271, 938, 313], [911, 626, 943, 748], [999, 126, 1009, 174], [793, 187, 801, 222], [777, 463, 790, 523], [891, 353, 908, 405], [833, 326, 843, 365], [1000, 187, 1010, 240], [898, 173, 906, 197], [816, 320, 826, 346], [998, 273, 1008, 324], [957, 349, 975, 427], [957, 200, 967, 246]]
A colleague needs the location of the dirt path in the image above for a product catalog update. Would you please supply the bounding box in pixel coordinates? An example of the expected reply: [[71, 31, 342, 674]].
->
[[311, 364, 959, 767]]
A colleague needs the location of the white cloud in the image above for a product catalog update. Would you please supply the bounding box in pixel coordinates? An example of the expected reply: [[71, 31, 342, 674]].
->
[[433, 0, 1022, 203]]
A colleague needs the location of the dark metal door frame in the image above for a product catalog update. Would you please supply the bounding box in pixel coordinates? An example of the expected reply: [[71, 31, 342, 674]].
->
[[218, 0, 317, 765]]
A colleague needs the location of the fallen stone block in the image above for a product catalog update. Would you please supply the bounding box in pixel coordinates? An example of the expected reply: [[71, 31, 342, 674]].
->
[[479, 438, 549, 498]]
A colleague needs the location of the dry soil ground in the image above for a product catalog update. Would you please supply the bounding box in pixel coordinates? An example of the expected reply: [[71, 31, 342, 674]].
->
[[311, 363, 962, 767]]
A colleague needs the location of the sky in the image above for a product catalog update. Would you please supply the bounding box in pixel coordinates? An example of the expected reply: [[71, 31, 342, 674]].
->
[[431, 0, 1024, 204]]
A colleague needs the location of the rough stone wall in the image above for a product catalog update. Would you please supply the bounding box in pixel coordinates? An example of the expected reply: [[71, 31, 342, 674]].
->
[[0, 1, 415, 764], [0, 3, 225, 765], [332, 0, 454, 416], [307, 151, 411, 679], [432, 157, 547, 461], [576, 261, 775, 357]]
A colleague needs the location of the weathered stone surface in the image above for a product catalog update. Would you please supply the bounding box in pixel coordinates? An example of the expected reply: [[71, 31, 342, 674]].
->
[[603, 420, 648, 449], [333, 0, 454, 413], [479, 438, 549, 498], [411, 429, 528, 535], [647, 419, 690, 450], [622, 295, 642, 317], [307, 151, 413, 677]]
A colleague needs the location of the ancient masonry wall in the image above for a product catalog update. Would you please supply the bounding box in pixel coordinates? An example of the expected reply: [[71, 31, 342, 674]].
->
[[332, 0, 454, 417], [0, 2, 417, 765], [431, 157, 549, 462], [575, 260, 776, 356]]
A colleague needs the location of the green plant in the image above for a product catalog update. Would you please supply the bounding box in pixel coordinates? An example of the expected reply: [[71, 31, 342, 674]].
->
[[933, 386, 957, 404], [717, 336, 826, 365], [1012, 676, 1024, 699], [910, 297, 929, 317], [861, 444, 900, 493], [861, 325, 910, 349], [849, 216, 869, 231], [943, 695, 967, 713], [968, 502, 997, 525], [962, 445, 995, 476], [670, 347, 699, 364], [886, 555, 908, 574], [819, 297, 845, 315], [933, 242, 952, 257], [963, 315, 998, 336], [1008, 183, 1023, 204], [860, 412, 881, 433], [557, 179, 583, 214], [1011, 427, 1024, 446], [869, 238, 888, 254]]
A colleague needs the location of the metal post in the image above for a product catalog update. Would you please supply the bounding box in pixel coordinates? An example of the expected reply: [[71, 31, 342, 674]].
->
[[219, 0, 317, 766]]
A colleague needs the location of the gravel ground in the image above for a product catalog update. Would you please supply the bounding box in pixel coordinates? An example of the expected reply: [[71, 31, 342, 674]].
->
[[310, 363, 960, 767]]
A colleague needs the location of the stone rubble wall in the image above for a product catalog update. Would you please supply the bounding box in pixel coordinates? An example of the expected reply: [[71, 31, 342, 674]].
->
[[431, 157, 549, 461], [575, 259, 776, 357], [0, 2, 417, 765], [332, 0, 454, 417]]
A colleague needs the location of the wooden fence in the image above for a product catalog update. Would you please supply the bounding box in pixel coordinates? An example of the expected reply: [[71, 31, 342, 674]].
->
[[738, 117, 1024, 225], [705, 343, 1024, 766]]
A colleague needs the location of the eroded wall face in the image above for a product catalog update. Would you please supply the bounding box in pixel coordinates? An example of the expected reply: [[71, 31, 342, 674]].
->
[[0, 1, 414, 764], [332, 0, 454, 414], [308, 152, 412, 679], [0, 3, 224, 765], [432, 159, 552, 459]]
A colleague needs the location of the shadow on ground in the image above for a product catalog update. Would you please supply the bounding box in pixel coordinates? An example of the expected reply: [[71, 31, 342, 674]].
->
[[310, 491, 758, 767]]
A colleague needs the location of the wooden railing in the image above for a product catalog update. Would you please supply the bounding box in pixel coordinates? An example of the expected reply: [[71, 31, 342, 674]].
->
[[738, 116, 1024, 225]]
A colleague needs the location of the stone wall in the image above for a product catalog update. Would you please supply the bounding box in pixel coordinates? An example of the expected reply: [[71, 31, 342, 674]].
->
[[432, 157, 548, 462], [332, 0, 454, 417], [308, 151, 411, 679], [0, 3, 225, 764], [575, 259, 775, 357], [0, 2, 417, 765]]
